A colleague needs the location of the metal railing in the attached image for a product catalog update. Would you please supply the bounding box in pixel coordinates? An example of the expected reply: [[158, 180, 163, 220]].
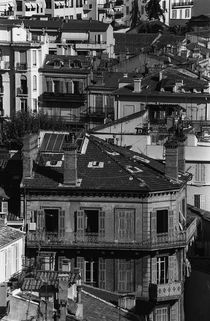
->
[[172, 1, 193, 7], [27, 231, 186, 250]]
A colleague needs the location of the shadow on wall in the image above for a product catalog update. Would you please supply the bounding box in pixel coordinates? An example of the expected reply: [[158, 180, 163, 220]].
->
[[185, 258, 210, 321]]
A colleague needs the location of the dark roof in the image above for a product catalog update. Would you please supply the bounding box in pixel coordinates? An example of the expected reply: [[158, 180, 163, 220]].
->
[[40, 54, 92, 73], [114, 33, 184, 55], [91, 110, 147, 132], [23, 134, 189, 194], [88, 72, 137, 91], [82, 288, 139, 321], [21, 270, 80, 291], [62, 20, 109, 32], [0, 224, 24, 248], [114, 67, 209, 96]]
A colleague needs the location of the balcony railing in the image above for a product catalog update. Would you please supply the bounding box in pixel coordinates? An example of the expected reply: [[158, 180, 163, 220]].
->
[[149, 282, 183, 301], [16, 63, 27, 70], [172, 1, 193, 8], [27, 231, 186, 250]]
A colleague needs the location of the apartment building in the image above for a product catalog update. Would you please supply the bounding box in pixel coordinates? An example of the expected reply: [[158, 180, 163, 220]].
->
[[45, 0, 85, 19], [20, 131, 196, 321], [0, 19, 49, 117]]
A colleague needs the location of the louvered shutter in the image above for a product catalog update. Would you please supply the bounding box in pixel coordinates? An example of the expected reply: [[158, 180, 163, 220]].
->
[[99, 210, 105, 239], [168, 210, 174, 237], [60, 80, 65, 93], [114, 210, 119, 241], [59, 210, 65, 239], [126, 209, 135, 241], [76, 210, 85, 240], [79, 81, 83, 94], [99, 258, 106, 289], [169, 255, 176, 283], [201, 164, 205, 182], [37, 210, 45, 230], [1, 201, 8, 213], [151, 257, 157, 284], [151, 211, 156, 240], [200, 195, 206, 209]]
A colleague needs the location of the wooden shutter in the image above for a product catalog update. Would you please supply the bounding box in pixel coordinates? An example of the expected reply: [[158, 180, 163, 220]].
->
[[151, 211, 156, 239], [99, 258, 106, 289], [1, 201, 8, 213], [200, 195, 206, 209], [126, 209, 135, 241], [151, 257, 157, 284], [76, 210, 85, 239], [99, 210, 105, 239], [168, 210, 174, 237], [59, 210, 65, 239], [46, 79, 52, 92], [37, 210, 45, 230], [201, 164, 205, 182], [169, 254, 176, 282], [114, 210, 119, 241]]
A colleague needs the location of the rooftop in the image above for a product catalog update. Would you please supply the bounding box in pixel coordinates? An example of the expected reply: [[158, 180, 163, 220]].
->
[[0, 223, 24, 249], [22, 134, 189, 194]]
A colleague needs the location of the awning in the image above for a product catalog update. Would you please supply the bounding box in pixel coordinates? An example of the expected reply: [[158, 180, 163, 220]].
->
[[62, 32, 88, 42], [25, 3, 31, 9]]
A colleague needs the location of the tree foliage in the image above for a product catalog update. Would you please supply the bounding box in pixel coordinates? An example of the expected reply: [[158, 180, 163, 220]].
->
[[145, 0, 165, 22], [130, 0, 141, 29], [3, 111, 69, 148]]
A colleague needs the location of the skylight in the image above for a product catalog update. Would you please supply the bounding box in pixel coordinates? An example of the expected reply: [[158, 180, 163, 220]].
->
[[88, 161, 104, 168], [126, 165, 142, 174], [133, 155, 150, 163]]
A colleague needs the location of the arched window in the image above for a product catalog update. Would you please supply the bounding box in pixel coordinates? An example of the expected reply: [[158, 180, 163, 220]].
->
[[33, 75, 37, 91]]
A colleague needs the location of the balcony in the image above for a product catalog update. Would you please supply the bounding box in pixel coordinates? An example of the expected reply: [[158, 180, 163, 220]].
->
[[172, 1, 194, 8], [27, 231, 186, 250], [149, 282, 183, 301], [0, 87, 4, 94], [17, 87, 28, 96], [16, 63, 27, 71], [75, 42, 107, 51], [41, 92, 86, 104]]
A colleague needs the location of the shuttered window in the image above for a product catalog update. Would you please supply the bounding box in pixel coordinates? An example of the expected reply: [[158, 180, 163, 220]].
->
[[155, 307, 169, 321], [195, 164, 205, 183], [59, 210, 65, 238], [99, 211, 105, 238], [194, 194, 206, 209], [115, 208, 135, 242], [117, 259, 134, 292]]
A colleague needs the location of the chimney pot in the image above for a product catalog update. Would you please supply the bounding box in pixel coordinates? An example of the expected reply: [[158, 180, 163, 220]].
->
[[164, 138, 179, 180], [133, 78, 142, 93], [22, 133, 38, 179]]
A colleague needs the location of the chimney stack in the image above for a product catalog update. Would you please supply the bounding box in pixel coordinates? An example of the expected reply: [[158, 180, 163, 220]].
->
[[63, 136, 78, 186], [22, 133, 38, 179], [164, 138, 178, 181], [177, 131, 186, 172], [133, 78, 142, 93]]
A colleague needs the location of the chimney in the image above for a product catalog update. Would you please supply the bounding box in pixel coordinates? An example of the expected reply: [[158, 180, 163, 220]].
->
[[63, 137, 78, 186], [177, 131, 186, 172], [75, 285, 83, 320], [133, 78, 142, 93], [22, 133, 38, 179], [164, 138, 178, 181]]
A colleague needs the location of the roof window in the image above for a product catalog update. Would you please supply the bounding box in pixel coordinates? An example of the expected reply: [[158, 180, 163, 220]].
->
[[126, 165, 142, 174], [133, 155, 150, 163], [88, 161, 104, 168]]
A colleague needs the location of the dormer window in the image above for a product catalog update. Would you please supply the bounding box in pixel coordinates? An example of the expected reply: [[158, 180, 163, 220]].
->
[[88, 161, 104, 168]]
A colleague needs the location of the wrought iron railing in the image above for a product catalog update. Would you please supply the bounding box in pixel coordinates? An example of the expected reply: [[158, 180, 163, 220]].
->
[[27, 231, 186, 250]]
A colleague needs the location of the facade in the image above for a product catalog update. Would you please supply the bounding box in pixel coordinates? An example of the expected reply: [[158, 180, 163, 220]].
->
[[45, 0, 85, 19], [21, 131, 196, 320], [0, 19, 49, 117], [0, 222, 25, 283], [39, 54, 92, 126], [15, 0, 46, 18]]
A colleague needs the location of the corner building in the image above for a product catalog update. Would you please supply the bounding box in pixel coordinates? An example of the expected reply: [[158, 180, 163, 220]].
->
[[21, 132, 193, 321]]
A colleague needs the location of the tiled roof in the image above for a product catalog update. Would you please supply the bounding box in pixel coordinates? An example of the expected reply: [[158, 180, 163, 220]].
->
[[114, 67, 209, 96], [89, 72, 137, 90], [91, 110, 147, 132], [21, 270, 80, 291], [62, 20, 109, 32], [82, 290, 139, 321], [40, 54, 92, 72], [0, 224, 24, 249], [23, 134, 189, 194]]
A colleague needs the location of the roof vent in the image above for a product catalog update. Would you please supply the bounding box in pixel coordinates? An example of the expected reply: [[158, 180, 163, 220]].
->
[[88, 161, 104, 168]]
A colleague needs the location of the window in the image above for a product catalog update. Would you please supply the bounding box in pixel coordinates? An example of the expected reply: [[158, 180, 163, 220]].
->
[[33, 75, 37, 91], [157, 209, 168, 234], [118, 259, 134, 292], [53, 80, 60, 93], [172, 9, 177, 19], [194, 194, 206, 209], [195, 164, 205, 183], [16, 0, 22, 11], [185, 8, 190, 18], [20, 75, 27, 94], [155, 307, 169, 321], [180, 9, 182, 19], [115, 208, 135, 242], [32, 50, 37, 66], [46, 0, 52, 9], [76, 257, 98, 286], [33, 99, 38, 112], [38, 252, 55, 271], [21, 99, 27, 112], [157, 256, 168, 284], [44, 209, 59, 232]]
